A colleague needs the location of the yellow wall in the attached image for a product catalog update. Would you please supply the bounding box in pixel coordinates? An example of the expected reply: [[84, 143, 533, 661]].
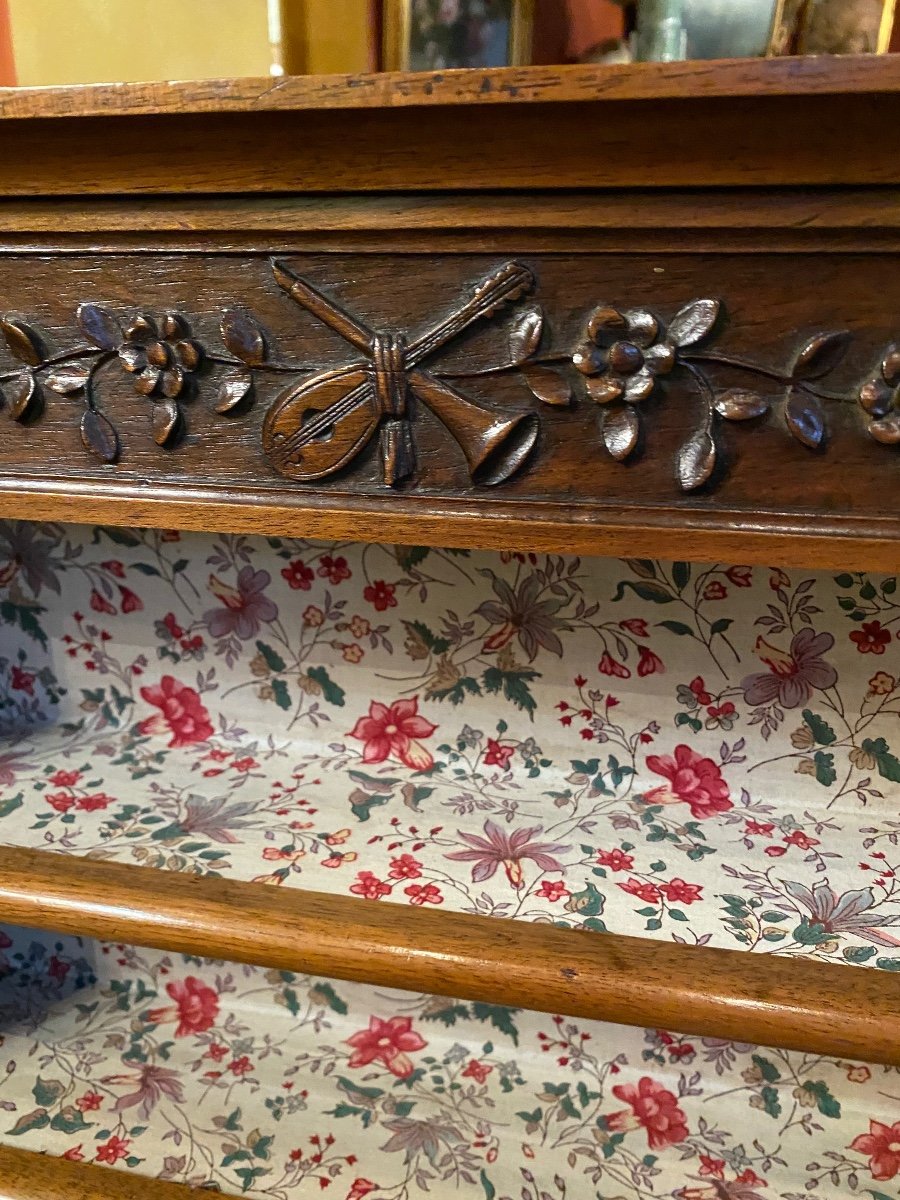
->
[[281, 0, 374, 74], [9, 0, 273, 86]]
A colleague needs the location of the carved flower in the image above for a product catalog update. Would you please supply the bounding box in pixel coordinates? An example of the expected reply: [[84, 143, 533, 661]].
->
[[859, 345, 900, 444], [118, 312, 203, 399], [573, 306, 677, 405]]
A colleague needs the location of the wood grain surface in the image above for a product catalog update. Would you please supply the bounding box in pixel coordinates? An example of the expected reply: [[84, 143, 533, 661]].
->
[[2, 846, 898, 1068], [0, 246, 896, 571], [0, 56, 897, 120], [0, 1145, 193, 1199]]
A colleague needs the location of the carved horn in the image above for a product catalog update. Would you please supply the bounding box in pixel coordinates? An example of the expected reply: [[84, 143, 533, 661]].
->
[[410, 372, 539, 486]]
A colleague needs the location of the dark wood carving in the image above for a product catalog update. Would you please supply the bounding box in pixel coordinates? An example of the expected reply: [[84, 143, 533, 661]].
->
[[1, 255, 899, 495]]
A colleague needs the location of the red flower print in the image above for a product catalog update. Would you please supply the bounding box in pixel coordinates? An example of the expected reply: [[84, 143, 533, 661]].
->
[[162, 612, 184, 639], [783, 829, 820, 850], [76, 793, 114, 812], [350, 871, 392, 901], [101, 559, 125, 577], [608, 1076, 689, 1149], [619, 618, 649, 637], [659, 878, 703, 905], [599, 652, 631, 678], [10, 666, 35, 694], [596, 848, 634, 872], [462, 1059, 493, 1084], [618, 877, 661, 904], [483, 738, 516, 769], [770, 568, 790, 590], [745, 820, 774, 837], [850, 620, 892, 655], [342, 643, 364, 663], [148, 976, 219, 1037], [90, 588, 116, 614], [206, 1043, 228, 1061], [645, 744, 733, 819], [346, 1181, 377, 1200], [706, 701, 736, 721], [303, 605, 325, 627], [281, 560, 315, 590], [536, 879, 570, 901], [46, 791, 74, 813], [118, 585, 143, 613], [689, 676, 712, 705], [49, 769, 81, 787], [138, 676, 214, 748], [76, 1091, 103, 1112], [404, 882, 443, 905], [389, 854, 422, 879], [349, 697, 437, 771], [725, 565, 752, 588], [703, 581, 727, 601], [637, 646, 665, 677], [229, 1055, 254, 1076], [95, 1135, 130, 1164], [346, 1015, 426, 1078], [363, 580, 397, 611], [318, 554, 351, 585], [62, 1146, 84, 1162], [699, 1156, 726, 1179], [48, 955, 69, 983], [765, 845, 788, 857]]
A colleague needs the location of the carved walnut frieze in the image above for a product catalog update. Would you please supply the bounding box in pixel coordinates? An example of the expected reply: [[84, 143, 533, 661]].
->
[[0, 258, 896, 494]]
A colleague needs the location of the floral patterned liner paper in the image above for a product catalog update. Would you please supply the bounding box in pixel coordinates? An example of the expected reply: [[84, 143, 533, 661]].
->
[[0, 520, 899, 1198]]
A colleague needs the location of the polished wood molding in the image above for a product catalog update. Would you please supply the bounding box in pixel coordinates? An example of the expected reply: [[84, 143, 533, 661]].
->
[[0, 1145, 191, 1200], [1, 56, 899, 121], [2, 846, 898, 1068]]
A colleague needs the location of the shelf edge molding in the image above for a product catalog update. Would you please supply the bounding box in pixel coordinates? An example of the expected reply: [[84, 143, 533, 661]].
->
[[0, 1145, 193, 1199], [1, 845, 898, 1067]]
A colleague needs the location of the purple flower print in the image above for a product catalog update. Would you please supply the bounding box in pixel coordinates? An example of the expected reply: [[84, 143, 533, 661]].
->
[[446, 819, 570, 889], [741, 629, 837, 709], [785, 880, 900, 948], [203, 567, 277, 640]]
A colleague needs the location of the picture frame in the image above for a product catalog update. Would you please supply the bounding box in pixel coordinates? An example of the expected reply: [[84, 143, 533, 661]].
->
[[383, 0, 535, 73], [768, 0, 896, 56]]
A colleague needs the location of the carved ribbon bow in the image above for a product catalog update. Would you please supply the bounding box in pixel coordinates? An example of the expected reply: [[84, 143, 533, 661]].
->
[[267, 260, 539, 487]]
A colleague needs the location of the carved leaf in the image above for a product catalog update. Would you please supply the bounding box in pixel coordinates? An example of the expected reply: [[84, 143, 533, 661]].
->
[[77, 303, 122, 351], [677, 428, 717, 491], [713, 389, 770, 421], [792, 331, 851, 380], [1, 317, 43, 366], [152, 399, 183, 447], [785, 390, 826, 448], [509, 307, 543, 363], [80, 409, 119, 463], [46, 364, 91, 394], [7, 372, 40, 422], [602, 404, 639, 461], [522, 366, 571, 407], [221, 311, 266, 366], [667, 299, 720, 348], [216, 374, 254, 415], [868, 414, 900, 445]]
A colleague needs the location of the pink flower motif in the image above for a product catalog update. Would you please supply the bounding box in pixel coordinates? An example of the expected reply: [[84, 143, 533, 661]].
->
[[596, 848, 634, 872], [637, 646, 665, 677], [388, 854, 422, 880], [349, 697, 437, 771], [619, 618, 648, 637], [147, 976, 219, 1037], [851, 1120, 900, 1180], [346, 1015, 426, 1078], [618, 877, 661, 904], [599, 651, 631, 678], [49, 769, 81, 787], [484, 738, 515, 769], [645, 744, 733, 819], [90, 588, 116, 615], [462, 1059, 493, 1084], [404, 882, 443, 905], [10, 666, 35, 694], [536, 879, 570, 901], [346, 1180, 377, 1200], [659, 878, 703, 905], [350, 871, 392, 901], [62, 1146, 84, 1162], [447, 819, 570, 889], [138, 676, 213, 748], [318, 554, 351, 585], [281, 560, 315, 590], [95, 1135, 130, 1164], [608, 1076, 689, 1149], [118, 585, 143, 613], [725, 565, 753, 587]]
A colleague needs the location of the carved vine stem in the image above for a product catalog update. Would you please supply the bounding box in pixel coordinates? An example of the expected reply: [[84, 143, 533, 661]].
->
[[0, 262, 898, 493]]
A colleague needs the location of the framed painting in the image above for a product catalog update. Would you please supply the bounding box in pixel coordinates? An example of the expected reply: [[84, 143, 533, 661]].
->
[[383, 0, 534, 71]]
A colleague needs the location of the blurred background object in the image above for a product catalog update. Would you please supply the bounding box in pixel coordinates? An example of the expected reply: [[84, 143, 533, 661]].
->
[[632, 0, 781, 62], [383, 0, 534, 72], [770, 0, 895, 56]]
